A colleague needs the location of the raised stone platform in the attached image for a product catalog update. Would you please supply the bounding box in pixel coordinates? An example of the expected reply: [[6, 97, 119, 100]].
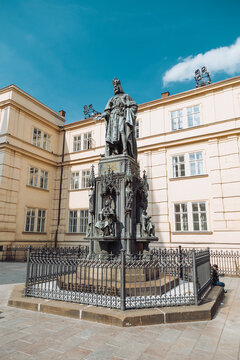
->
[[8, 284, 224, 327]]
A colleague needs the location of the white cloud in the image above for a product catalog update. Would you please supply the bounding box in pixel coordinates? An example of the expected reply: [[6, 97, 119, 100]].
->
[[163, 38, 240, 85]]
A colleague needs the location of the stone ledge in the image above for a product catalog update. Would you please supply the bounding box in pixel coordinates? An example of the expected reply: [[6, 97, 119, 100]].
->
[[8, 284, 224, 327]]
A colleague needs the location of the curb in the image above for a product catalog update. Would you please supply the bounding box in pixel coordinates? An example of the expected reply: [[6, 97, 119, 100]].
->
[[8, 284, 224, 327]]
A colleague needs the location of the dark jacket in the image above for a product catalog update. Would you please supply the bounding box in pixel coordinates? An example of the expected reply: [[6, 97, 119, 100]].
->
[[211, 267, 219, 285]]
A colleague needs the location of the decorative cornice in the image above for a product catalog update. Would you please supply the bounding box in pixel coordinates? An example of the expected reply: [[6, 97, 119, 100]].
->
[[0, 84, 65, 122]]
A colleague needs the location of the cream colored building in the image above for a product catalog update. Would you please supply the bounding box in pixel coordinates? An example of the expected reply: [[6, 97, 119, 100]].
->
[[1, 76, 240, 251]]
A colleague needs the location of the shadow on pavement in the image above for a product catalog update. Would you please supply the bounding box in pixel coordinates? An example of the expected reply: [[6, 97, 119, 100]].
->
[[0, 263, 26, 285]]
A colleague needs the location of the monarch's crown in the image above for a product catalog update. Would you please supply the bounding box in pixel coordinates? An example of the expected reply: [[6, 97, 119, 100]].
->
[[112, 77, 121, 86]]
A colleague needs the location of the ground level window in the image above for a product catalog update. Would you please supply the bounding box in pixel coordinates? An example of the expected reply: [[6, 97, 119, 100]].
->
[[68, 209, 88, 233], [79, 210, 88, 233], [37, 210, 46, 232], [192, 202, 207, 231], [174, 203, 188, 231], [69, 210, 78, 233], [25, 208, 35, 232]]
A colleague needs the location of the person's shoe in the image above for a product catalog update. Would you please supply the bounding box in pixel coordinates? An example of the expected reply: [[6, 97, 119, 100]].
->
[[224, 289, 227, 293]]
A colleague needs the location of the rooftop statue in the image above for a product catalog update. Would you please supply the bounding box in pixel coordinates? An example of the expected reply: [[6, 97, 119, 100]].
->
[[95, 78, 138, 159]]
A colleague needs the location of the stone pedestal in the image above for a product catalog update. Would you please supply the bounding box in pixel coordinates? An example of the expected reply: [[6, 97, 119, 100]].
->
[[86, 154, 158, 257]]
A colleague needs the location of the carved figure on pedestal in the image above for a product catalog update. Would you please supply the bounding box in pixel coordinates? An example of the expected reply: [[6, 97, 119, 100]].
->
[[88, 188, 95, 214], [141, 210, 155, 237], [95, 78, 138, 159], [125, 182, 134, 212], [95, 200, 116, 237]]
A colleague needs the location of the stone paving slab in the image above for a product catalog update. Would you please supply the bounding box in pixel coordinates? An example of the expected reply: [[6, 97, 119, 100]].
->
[[0, 263, 240, 359], [8, 283, 224, 326]]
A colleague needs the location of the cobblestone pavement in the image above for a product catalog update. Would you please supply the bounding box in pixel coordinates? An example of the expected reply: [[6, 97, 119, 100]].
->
[[0, 263, 239, 360]]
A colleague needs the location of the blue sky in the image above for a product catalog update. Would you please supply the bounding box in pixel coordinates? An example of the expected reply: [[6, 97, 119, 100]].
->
[[1, 0, 240, 123]]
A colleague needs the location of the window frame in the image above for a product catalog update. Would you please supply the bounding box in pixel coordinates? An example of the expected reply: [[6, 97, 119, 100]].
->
[[189, 151, 204, 176], [171, 150, 205, 178], [73, 135, 81, 152], [170, 104, 201, 131], [173, 201, 208, 232], [135, 119, 140, 139], [68, 209, 89, 233], [25, 208, 36, 232], [68, 210, 78, 233], [81, 170, 90, 189], [172, 155, 185, 178], [83, 132, 92, 150], [70, 171, 80, 190], [28, 167, 39, 187], [36, 209, 46, 233], [42, 133, 51, 151], [32, 128, 42, 147], [39, 170, 48, 190]]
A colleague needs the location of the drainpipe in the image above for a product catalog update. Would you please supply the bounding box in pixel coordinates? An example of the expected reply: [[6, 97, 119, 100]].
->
[[54, 126, 66, 248]]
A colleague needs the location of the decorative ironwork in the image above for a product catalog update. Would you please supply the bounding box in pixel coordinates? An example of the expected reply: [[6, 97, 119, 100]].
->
[[25, 246, 212, 309], [194, 66, 211, 88], [83, 104, 99, 119]]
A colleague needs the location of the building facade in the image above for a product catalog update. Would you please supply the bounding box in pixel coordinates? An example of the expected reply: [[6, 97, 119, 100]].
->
[[1, 77, 240, 250]]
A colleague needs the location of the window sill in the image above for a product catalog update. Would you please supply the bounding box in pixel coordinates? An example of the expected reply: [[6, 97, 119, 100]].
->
[[69, 188, 90, 192], [72, 148, 93, 154], [26, 185, 49, 192], [22, 232, 47, 234], [169, 174, 208, 181], [32, 144, 52, 153], [66, 233, 86, 235], [172, 231, 213, 235]]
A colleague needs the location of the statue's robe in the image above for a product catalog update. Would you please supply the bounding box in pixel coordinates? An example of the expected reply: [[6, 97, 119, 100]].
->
[[103, 92, 138, 159]]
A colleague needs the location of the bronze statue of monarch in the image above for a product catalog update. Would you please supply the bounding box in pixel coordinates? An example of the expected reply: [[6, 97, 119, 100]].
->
[[95, 78, 138, 159]]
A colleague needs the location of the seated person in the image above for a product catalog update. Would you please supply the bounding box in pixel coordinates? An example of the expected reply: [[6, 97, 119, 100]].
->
[[211, 264, 227, 293]]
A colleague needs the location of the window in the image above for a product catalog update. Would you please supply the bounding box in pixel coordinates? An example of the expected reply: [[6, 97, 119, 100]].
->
[[83, 132, 92, 150], [43, 133, 51, 151], [174, 202, 208, 232], [37, 210, 46, 232], [70, 172, 80, 190], [81, 170, 90, 188], [32, 128, 51, 151], [135, 120, 140, 139], [28, 167, 38, 187], [172, 151, 204, 178], [32, 128, 41, 147], [25, 208, 35, 232], [68, 210, 88, 233], [170, 105, 200, 131], [79, 210, 88, 233], [174, 203, 188, 231], [192, 202, 207, 231], [73, 135, 81, 152], [39, 170, 48, 189], [69, 210, 78, 233], [25, 208, 46, 232], [172, 155, 185, 178], [187, 106, 200, 127], [171, 110, 183, 131], [189, 152, 203, 176], [28, 167, 48, 189]]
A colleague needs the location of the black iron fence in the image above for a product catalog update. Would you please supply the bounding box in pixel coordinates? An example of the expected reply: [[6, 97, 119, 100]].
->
[[209, 249, 240, 276], [0, 245, 89, 262], [25, 247, 211, 310], [2, 245, 240, 278], [0, 246, 28, 262]]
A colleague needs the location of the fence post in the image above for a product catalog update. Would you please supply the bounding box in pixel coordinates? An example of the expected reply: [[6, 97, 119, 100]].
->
[[192, 250, 198, 305], [120, 249, 126, 311], [179, 245, 183, 280], [24, 246, 31, 296]]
